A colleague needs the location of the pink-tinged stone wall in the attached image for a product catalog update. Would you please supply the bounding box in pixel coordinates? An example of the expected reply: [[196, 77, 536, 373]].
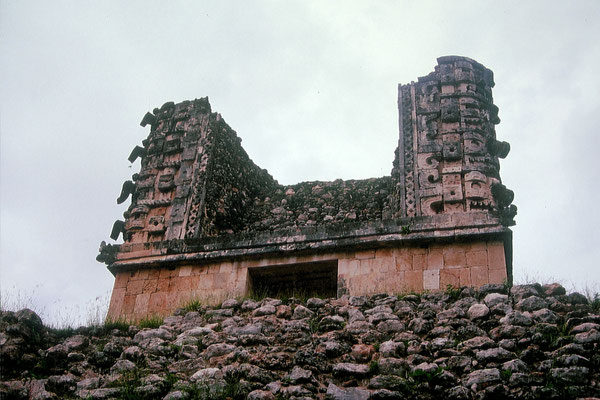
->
[[107, 240, 507, 321], [337, 241, 506, 296]]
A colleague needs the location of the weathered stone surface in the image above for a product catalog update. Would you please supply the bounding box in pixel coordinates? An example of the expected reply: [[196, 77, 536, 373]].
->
[[190, 367, 222, 381], [549, 366, 589, 385], [252, 305, 276, 317], [204, 343, 236, 359], [110, 359, 136, 373], [332, 363, 370, 377], [500, 311, 533, 326], [292, 305, 314, 320], [459, 336, 495, 350], [380, 340, 406, 357], [133, 328, 172, 342], [542, 283, 566, 296], [574, 329, 600, 344], [510, 284, 541, 302], [475, 347, 514, 363], [572, 323, 600, 334], [483, 293, 508, 308], [468, 303, 490, 320], [465, 368, 501, 388], [327, 383, 370, 400], [288, 366, 312, 383], [515, 296, 548, 312]]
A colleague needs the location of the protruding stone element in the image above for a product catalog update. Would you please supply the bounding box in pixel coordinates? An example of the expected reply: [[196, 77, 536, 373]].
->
[[128, 146, 146, 163], [116, 180, 135, 204], [140, 112, 156, 127], [488, 139, 511, 158], [110, 220, 125, 240]]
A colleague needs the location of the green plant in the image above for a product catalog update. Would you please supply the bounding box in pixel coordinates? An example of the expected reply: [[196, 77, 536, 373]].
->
[[368, 360, 379, 375], [247, 286, 270, 301], [104, 318, 130, 332], [589, 293, 600, 313], [409, 366, 443, 382], [182, 299, 204, 312], [308, 315, 320, 334], [137, 315, 164, 329], [165, 372, 179, 388], [502, 279, 511, 293], [109, 370, 142, 400], [52, 326, 77, 340], [444, 284, 461, 301], [401, 225, 411, 235], [501, 369, 512, 381], [184, 372, 246, 400]]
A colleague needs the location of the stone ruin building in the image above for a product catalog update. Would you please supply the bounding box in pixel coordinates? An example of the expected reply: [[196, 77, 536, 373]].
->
[[98, 56, 517, 321]]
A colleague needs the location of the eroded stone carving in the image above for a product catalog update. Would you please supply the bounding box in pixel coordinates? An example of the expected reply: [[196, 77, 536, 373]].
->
[[392, 56, 516, 224], [99, 56, 516, 267]]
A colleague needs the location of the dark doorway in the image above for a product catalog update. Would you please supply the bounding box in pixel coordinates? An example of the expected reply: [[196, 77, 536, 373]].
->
[[248, 260, 338, 299]]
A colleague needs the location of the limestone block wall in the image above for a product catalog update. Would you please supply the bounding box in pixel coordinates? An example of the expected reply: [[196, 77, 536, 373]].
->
[[337, 240, 507, 296], [107, 240, 507, 321]]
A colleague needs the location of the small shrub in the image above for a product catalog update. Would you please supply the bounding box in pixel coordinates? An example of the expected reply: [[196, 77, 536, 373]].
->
[[52, 326, 77, 340], [104, 318, 130, 332], [184, 372, 247, 400], [410, 367, 443, 382], [445, 284, 461, 302], [182, 299, 203, 312], [501, 369, 512, 381], [589, 293, 600, 313], [107, 370, 142, 399], [308, 315, 320, 334], [137, 315, 163, 329], [165, 372, 179, 388], [368, 360, 379, 375]]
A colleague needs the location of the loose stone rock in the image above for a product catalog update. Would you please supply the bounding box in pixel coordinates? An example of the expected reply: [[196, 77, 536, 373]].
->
[[465, 368, 501, 389], [515, 296, 548, 312], [292, 305, 314, 320], [332, 363, 370, 377], [483, 293, 508, 308], [326, 383, 370, 400], [1, 287, 600, 400], [467, 303, 490, 320]]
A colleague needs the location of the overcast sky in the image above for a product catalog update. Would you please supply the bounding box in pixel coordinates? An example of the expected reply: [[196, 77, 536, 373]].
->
[[2, 1, 599, 326]]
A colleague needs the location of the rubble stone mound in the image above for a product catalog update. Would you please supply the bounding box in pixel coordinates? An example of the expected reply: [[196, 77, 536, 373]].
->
[[2, 283, 600, 399]]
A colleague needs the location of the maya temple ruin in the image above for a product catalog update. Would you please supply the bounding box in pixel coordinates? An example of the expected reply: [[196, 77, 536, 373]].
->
[[98, 56, 517, 321]]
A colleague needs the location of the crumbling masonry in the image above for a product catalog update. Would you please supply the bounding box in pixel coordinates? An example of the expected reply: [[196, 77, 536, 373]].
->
[[99, 56, 516, 321]]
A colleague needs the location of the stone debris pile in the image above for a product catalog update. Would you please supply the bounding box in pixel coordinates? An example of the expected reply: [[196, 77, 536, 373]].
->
[[1, 283, 599, 399]]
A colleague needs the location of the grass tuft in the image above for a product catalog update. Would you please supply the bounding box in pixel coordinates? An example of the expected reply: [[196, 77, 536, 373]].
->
[[444, 284, 462, 302], [137, 315, 164, 329], [181, 298, 204, 312], [104, 317, 131, 332]]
